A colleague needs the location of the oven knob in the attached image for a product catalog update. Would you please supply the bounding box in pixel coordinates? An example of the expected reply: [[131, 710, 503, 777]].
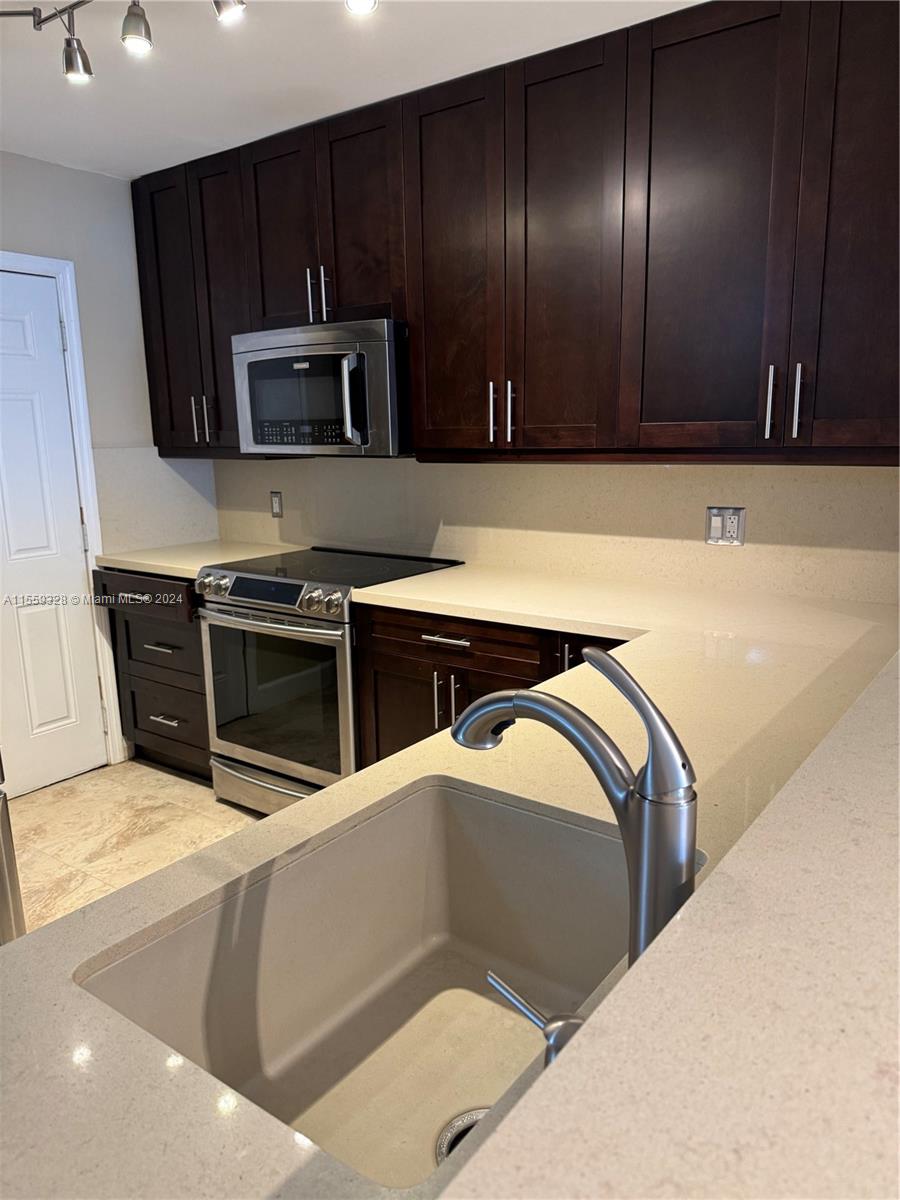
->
[[212, 575, 231, 597], [195, 574, 215, 596], [322, 590, 344, 616], [301, 588, 324, 613]]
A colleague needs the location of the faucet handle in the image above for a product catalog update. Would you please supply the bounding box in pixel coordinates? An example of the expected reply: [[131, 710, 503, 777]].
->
[[582, 648, 696, 802], [487, 971, 584, 1066]]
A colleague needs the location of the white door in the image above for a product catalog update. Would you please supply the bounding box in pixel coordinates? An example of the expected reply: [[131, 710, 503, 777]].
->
[[0, 270, 107, 798]]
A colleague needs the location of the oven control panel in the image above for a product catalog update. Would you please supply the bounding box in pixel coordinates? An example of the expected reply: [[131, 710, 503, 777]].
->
[[195, 568, 350, 620]]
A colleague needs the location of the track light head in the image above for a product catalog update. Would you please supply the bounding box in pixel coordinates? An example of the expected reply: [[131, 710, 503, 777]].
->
[[62, 33, 93, 82], [212, 0, 246, 25], [121, 1, 152, 56]]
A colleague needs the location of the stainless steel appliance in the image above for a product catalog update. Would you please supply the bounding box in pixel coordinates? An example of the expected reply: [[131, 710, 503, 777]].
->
[[232, 320, 408, 457], [196, 547, 460, 814]]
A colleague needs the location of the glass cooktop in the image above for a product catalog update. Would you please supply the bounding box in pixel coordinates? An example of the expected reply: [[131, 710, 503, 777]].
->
[[211, 546, 462, 588]]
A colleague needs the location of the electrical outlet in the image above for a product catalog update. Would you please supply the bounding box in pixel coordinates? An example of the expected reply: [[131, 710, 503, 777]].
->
[[270, 490, 283, 519], [706, 506, 746, 545]]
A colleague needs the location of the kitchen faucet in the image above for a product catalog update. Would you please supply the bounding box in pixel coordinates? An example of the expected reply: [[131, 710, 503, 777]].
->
[[451, 647, 698, 965]]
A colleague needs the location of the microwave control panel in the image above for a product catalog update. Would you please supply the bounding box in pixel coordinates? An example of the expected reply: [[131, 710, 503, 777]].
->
[[255, 419, 346, 447]]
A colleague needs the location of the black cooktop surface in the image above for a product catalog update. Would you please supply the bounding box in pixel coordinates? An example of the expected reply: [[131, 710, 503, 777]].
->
[[213, 546, 462, 587]]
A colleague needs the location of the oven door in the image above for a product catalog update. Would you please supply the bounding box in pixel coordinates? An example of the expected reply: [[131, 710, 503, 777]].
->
[[234, 342, 389, 456], [199, 606, 355, 788]]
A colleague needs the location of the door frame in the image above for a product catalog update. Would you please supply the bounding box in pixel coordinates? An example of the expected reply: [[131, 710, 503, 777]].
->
[[0, 250, 127, 766]]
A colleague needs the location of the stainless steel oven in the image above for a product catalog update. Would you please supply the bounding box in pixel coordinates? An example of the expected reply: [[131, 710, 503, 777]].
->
[[198, 603, 355, 807], [232, 319, 407, 456]]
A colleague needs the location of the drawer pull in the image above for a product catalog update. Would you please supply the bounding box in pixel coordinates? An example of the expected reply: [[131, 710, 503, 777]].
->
[[149, 713, 181, 728], [421, 634, 471, 649], [142, 643, 177, 654]]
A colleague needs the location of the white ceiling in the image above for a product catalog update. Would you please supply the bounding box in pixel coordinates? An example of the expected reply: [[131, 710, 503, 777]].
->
[[0, 0, 695, 180]]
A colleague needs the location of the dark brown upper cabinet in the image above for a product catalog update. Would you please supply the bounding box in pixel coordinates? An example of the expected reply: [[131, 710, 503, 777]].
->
[[403, 70, 507, 450], [315, 99, 406, 322], [132, 166, 205, 452], [619, 1, 811, 451], [186, 150, 250, 449], [787, 1, 899, 450], [241, 126, 321, 329], [505, 33, 626, 449]]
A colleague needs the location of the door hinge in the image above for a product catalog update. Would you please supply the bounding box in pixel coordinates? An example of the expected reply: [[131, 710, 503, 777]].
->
[[79, 506, 89, 552], [59, 318, 68, 353], [100, 700, 109, 734]]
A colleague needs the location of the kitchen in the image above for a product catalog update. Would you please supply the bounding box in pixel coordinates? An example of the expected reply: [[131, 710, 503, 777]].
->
[[0, 0, 897, 1196]]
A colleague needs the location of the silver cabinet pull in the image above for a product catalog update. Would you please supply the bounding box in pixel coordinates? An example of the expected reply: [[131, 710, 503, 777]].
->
[[450, 674, 458, 724], [791, 363, 802, 439], [421, 633, 471, 648], [763, 364, 775, 440], [190, 396, 199, 443], [319, 265, 329, 322], [305, 267, 315, 324], [432, 670, 442, 731], [506, 380, 514, 443], [488, 381, 496, 445], [562, 642, 571, 671], [201, 395, 211, 444], [142, 643, 176, 654], [149, 714, 180, 728]]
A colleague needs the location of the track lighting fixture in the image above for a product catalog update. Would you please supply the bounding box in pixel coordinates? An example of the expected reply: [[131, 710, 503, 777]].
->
[[1, 0, 250, 82], [120, 1, 152, 57], [345, 0, 378, 13], [212, 0, 246, 26]]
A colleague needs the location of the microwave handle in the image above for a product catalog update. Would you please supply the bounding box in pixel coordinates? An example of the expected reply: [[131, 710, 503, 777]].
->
[[341, 353, 364, 446]]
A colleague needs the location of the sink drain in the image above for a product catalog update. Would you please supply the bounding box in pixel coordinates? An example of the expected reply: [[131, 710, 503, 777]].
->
[[435, 1109, 490, 1165]]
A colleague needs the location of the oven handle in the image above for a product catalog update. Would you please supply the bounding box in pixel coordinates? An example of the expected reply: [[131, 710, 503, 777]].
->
[[341, 353, 364, 446], [211, 757, 315, 802], [198, 607, 346, 643]]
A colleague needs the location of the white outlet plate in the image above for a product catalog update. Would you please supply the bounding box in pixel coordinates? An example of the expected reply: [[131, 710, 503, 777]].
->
[[706, 506, 746, 545], [270, 490, 284, 518]]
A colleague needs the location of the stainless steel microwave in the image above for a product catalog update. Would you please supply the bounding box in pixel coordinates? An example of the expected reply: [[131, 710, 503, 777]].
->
[[232, 319, 408, 456]]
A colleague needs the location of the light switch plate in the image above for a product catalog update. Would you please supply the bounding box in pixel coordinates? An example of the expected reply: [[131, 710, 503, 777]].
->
[[270, 490, 283, 519], [706, 506, 745, 545]]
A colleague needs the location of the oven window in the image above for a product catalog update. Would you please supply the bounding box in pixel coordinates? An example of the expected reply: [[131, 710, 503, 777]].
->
[[209, 623, 342, 776], [247, 355, 346, 447]]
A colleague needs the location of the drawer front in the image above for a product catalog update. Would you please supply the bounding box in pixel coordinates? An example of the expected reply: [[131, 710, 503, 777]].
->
[[120, 612, 203, 679], [358, 605, 550, 679], [93, 569, 197, 624], [125, 676, 209, 750]]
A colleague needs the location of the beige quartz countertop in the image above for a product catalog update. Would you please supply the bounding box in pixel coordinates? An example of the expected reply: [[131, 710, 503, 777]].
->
[[95, 539, 304, 580], [0, 564, 897, 1199]]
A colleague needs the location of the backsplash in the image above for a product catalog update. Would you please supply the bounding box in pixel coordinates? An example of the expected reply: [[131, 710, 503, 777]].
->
[[214, 460, 898, 605]]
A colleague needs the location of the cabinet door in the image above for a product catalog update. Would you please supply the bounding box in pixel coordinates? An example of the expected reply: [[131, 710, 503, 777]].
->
[[241, 127, 320, 329], [315, 99, 406, 322], [132, 167, 204, 451], [404, 70, 506, 450], [357, 650, 447, 767], [187, 150, 250, 449], [505, 34, 626, 449], [787, 1, 899, 449], [620, 2, 810, 450]]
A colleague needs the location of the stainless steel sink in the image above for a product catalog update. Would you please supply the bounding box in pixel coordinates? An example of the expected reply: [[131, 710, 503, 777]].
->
[[78, 780, 633, 1189]]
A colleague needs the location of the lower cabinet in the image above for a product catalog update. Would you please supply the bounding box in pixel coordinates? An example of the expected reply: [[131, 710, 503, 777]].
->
[[93, 570, 211, 779], [354, 605, 622, 767]]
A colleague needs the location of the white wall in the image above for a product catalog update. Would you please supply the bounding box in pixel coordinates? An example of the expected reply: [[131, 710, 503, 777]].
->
[[0, 151, 218, 553], [215, 458, 899, 606]]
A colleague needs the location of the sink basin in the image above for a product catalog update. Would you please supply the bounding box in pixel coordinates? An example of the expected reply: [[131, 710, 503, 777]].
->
[[79, 779, 630, 1189]]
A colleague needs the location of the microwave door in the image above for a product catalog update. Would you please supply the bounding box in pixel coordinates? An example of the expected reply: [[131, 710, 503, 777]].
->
[[234, 343, 365, 455]]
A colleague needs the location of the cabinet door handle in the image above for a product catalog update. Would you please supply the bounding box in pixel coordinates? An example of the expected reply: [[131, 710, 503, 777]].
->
[[791, 363, 802, 439], [190, 396, 199, 443], [506, 380, 514, 443], [305, 268, 315, 324], [201, 395, 211, 444], [142, 643, 177, 654], [450, 673, 458, 724], [562, 642, 571, 671], [763, 364, 775, 440], [421, 633, 471, 648], [488, 381, 496, 445], [319, 266, 329, 322], [149, 713, 180, 728], [432, 670, 443, 731]]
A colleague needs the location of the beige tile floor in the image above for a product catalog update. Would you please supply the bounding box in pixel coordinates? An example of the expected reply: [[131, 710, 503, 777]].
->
[[9, 761, 257, 932]]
